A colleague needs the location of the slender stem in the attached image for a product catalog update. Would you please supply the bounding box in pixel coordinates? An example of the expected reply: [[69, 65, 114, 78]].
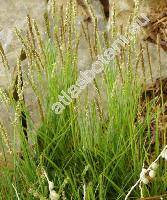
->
[[125, 145, 167, 199]]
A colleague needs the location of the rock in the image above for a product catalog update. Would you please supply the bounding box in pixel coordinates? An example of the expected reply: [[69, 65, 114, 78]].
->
[[0, 0, 47, 87], [0, 0, 47, 152]]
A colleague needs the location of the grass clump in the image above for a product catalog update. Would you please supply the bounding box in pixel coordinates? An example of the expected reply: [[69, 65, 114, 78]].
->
[[0, 1, 166, 199]]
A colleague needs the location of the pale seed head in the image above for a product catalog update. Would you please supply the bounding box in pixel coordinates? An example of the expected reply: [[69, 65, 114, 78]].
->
[[149, 170, 156, 178]]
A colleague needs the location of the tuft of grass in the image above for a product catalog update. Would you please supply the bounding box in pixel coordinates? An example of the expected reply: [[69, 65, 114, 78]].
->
[[0, 1, 166, 199]]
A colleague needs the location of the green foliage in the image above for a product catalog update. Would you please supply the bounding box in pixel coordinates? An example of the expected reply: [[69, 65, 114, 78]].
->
[[0, 1, 166, 199]]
